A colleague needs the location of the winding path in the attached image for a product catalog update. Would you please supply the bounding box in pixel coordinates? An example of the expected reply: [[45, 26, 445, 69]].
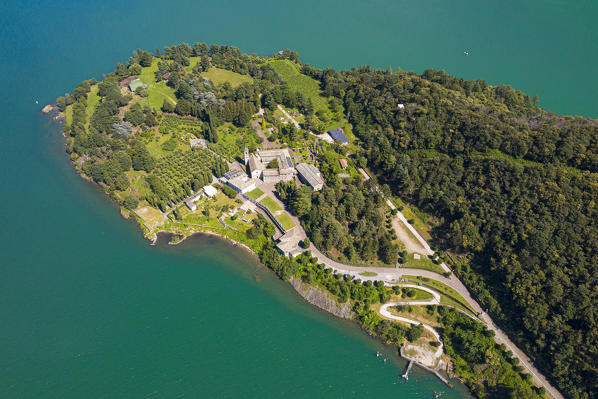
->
[[302, 206, 563, 399], [379, 302, 444, 359]]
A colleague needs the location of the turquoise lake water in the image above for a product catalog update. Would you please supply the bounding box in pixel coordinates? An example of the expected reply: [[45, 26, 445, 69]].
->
[[0, 0, 596, 397]]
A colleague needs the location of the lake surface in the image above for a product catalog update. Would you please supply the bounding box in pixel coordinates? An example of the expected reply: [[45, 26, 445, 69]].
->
[[0, 0, 595, 397]]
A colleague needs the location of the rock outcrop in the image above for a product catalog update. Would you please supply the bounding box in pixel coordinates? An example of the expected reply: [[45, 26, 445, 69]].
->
[[290, 277, 353, 319]]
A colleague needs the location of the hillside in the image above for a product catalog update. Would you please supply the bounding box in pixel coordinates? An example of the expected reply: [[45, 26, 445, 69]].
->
[[314, 66, 597, 398]]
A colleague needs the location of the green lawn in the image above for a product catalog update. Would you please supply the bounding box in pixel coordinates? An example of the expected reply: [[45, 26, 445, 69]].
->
[[359, 272, 377, 277], [144, 82, 176, 110], [401, 287, 434, 301], [201, 67, 253, 88], [86, 85, 99, 128], [265, 60, 329, 113], [245, 187, 264, 200], [185, 56, 201, 73], [145, 132, 188, 159], [275, 212, 295, 230], [402, 275, 477, 316], [138, 59, 177, 111], [65, 104, 73, 125], [401, 253, 446, 275], [260, 196, 282, 213]]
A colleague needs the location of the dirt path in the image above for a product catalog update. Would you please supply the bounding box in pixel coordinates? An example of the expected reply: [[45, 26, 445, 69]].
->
[[392, 217, 427, 254], [251, 120, 274, 149], [277, 104, 301, 129], [379, 304, 443, 359]]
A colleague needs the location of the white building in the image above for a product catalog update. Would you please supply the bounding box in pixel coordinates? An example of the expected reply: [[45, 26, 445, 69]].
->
[[184, 191, 203, 211], [225, 175, 259, 194], [203, 185, 217, 197]]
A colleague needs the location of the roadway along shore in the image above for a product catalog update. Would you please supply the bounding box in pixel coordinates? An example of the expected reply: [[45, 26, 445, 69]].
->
[[303, 212, 564, 399]]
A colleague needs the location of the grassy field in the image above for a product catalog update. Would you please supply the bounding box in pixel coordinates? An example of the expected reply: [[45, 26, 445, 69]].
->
[[275, 212, 295, 230], [265, 60, 329, 113], [145, 132, 189, 159], [400, 253, 445, 275], [145, 82, 176, 110], [259, 196, 282, 213], [201, 67, 253, 88], [138, 59, 176, 111], [86, 85, 99, 128], [391, 286, 435, 302], [403, 275, 477, 316], [359, 272, 377, 276], [386, 305, 441, 328], [245, 187, 264, 200], [134, 206, 166, 229]]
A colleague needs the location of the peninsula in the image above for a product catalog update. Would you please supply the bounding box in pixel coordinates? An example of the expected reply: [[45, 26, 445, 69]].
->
[[53, 43, 597, 399]]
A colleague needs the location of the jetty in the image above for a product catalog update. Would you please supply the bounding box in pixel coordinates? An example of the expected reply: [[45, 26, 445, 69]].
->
[[402, 360, 413, 380], [400, 346, 452, 387]]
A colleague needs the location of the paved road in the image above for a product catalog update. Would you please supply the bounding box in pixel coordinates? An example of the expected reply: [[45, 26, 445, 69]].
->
[[305, 221, 562, 398], [249, 164, 563, 398]]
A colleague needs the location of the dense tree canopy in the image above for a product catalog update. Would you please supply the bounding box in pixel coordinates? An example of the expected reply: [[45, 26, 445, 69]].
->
[[314, 66, 597, 398]]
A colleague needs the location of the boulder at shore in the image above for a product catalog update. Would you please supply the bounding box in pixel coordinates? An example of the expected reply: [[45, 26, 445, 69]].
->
[[41, 104, 54, 114]]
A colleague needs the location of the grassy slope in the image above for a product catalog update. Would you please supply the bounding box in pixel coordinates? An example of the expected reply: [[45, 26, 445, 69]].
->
[[266, 59, 355, 140], [403, 275, 477, 316], [401, 253, 445, 274], [201, 67, 253, 88], [139, 59, 177, 110], [265, 59, 329, 113], [86, 85, 99, 129]]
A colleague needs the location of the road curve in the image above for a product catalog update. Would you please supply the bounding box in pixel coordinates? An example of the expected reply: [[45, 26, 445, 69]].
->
[[306, 234, 564, 398], [380, 303, 443, 358]]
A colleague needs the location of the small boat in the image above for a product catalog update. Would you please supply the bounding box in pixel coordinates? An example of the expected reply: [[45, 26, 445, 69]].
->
[[463, 51, 469, 56], [376, 351, 381, 357]]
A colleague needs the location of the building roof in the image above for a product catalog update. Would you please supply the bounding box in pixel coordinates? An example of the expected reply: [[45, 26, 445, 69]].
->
[[296, 163, 324, 188], [203, 185, 217, 197], [224, 168, 244, 180], [162, 72, 172, 80], [339, 158, 348, 169], [247, 156, 262, 173], [328, 128, 349, 144], [227, 175, 258, 192]]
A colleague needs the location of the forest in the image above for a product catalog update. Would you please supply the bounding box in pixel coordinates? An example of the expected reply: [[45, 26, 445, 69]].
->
[[276, 178, 400, 265], [309, 65, 597, 398]]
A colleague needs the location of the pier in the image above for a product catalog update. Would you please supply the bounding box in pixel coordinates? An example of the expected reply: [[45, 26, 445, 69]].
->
[[399, 346, 452, 387], [402, 360, 413, 380]]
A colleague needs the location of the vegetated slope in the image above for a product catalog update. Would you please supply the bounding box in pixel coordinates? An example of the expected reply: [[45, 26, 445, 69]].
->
[[265, 59, 330, 113], [317, 66, 597, 398]]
